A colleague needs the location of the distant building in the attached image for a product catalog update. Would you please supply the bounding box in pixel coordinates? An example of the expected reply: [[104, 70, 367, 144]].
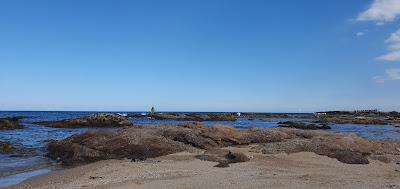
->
[[354, 109, 378, 113]]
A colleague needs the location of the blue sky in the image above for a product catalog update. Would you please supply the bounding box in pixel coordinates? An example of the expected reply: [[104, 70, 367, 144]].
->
[[1, 0, 400, 112]]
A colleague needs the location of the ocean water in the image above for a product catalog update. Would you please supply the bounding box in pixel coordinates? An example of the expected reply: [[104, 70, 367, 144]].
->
[[0, 111, 399, 187]]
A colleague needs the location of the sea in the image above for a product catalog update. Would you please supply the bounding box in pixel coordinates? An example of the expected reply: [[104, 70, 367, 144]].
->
[[0, 111, 399, 187]]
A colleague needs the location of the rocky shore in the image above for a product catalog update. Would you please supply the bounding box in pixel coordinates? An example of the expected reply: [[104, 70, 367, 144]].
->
[[315, 110, 400, 125], [34, 114, 133, 128], [242, 111, 400, 125], [6, 121, 400, 189], [0, 116, 24, 130], [129, 113, 237, 121], [47, 122, 400, 166]]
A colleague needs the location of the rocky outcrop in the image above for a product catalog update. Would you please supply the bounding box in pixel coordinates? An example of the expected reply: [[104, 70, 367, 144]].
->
[[257, 133, 390, 164], [277, 121, 331, 130], [46, 122, 400, 165], [0, 141, 14, 153], [317, 116, 390, 125], [35, 114, 133, 128], [315, 111, 400, 125], [130, 113, 237, 121], [0, 117, 24, 130]]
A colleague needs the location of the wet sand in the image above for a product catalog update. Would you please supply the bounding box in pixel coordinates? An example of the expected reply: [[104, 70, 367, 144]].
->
[[7, 146, 400, 189]]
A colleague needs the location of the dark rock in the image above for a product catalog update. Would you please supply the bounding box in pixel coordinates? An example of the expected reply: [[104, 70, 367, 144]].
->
[[277, 121, 331, 130], [225, 151, 250, 163], [36, 114, 133, 128], [0, 117, 24, 130], [196, 149, 250, 167], [214, 162, 230, 168], [89, 176, 103, 179], [0, 141, 14, 153], [327, 150, 369, 164]]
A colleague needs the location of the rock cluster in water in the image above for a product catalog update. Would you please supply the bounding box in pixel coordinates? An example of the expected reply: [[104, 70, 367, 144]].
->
[[129, 113, 237, 121], [243, 113, 313, 119], [315, 110, 400, 125], [35, 114, 133, 128], [47, 122, 400, 166], [277, 121, 331, 130], [0, 116, 24, 130]]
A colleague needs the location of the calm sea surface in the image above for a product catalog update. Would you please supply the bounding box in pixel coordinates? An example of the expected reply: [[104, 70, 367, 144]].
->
[[0, 111, 399, 187]]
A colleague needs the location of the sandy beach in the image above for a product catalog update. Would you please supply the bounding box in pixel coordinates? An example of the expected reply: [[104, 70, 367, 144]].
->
[[7, 146, 400, 189]]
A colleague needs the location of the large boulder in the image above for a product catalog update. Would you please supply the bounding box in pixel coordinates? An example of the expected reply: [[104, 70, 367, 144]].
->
[[47, 128, 192, 165], [259, 133, 386, 164], [36, 114, 133, 128], [0, 117, 24, 130]]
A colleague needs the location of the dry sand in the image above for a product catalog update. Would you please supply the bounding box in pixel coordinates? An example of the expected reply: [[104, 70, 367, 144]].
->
[[7, 146, 400, 189]]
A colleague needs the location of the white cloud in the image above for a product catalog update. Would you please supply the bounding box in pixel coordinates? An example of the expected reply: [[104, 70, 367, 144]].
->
[[386, 68, 400, 79], [372, 68, 400, 83], [377, 29, 400, 61], [386, 29, 400, 43], [356, 32, 365, 37], [357, 0, 400, 23], [372, 75, 385, 83], [356, 1, 400, 61], [377, 50, 400, 61]]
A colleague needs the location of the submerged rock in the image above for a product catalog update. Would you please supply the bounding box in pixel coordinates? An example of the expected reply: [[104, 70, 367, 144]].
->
[[35, 114, 133, 128], [0, 141, 14, 153], [0, 117, 24, 130], [277, 121, 331, 130]]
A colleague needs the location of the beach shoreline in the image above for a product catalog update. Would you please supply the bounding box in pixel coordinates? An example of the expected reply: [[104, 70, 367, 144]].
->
[[6, 147, 400, 189]]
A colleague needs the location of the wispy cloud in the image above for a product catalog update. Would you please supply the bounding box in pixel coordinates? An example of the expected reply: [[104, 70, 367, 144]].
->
[[387, 68, 400, 79], [357, 0, 400, 24], [356, 32, 365, 37], [372, 68, 400, 83]]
